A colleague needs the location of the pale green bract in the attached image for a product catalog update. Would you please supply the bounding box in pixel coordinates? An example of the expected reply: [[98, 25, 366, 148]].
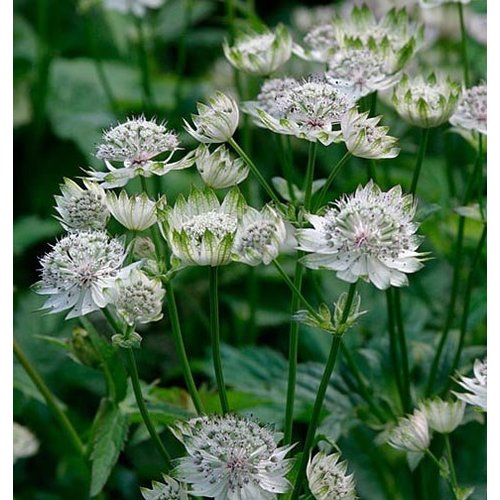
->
[[419, 398, 466, 433], [453, 358, 487, 411], [106, 190, 161, 231], [141, 474, 188, 500], [387, 409, 431, 452]]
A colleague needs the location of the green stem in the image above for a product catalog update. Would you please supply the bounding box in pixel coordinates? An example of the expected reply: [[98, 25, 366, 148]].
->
[[135, 16, 154, 110], [393, 288, 411, 412], [312, 151, 351, 211], [225, 0, 236, 42], [291, 283, 357, 500], [229, 138, 282, 207], [444, 435, 459, 491], [369, 91, 378, 116], [277, 135, 297, 204], [284, 261, 305, 445], [303, 142, 318, 210], [165, 281, 205, 414], [458, 3, 470, 87], [209, 266, 229, 414], [13, 340, 85, 457], [410, 128, 430, 197], [125, 349, 172, 468]]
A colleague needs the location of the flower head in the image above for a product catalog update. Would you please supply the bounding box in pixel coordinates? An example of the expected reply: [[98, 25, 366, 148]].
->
[[54, 178, 109, 231], [453, 358, 487, 411], [141, 474, 188, 500], [387, 409, 431, 452], [103, 0, 165, 17], [184, 92, 239, 144], [297, 181, 425, 290], [195, 144, 249, 189], [420, 398, 465, 434], [223, 24, 292, 76], [34, 230, 129, 319], [341, 107, 400, 159], [233, 205, 289, 266], [13, 422, 39, 463], [109, 268, 165, 325], [449, 84, 487, 135], [306, 451, 357, 500], [171, 414, 295, 499], [107, 191, 161, 231], [88, 116, 194, 188], [159, 187, 246, 267], [392, 73, 460, 128]]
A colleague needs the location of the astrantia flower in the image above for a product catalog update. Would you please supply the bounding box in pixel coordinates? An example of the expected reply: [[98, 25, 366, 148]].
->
[[297, 181, 425, 290], [449, 84, 487, 135], [159, 187, 246, 267], [54, 178, 109, 231], [223, 24, 292, 76], [87, 116, 194, 188], [420, 0, 470, 8], [420, 398, 465, 434], [387, 409, 431, 452], [34, 230, 129, 319], [245, 77, 298, 119], [341, 107, 400, 159], [171, 414, 295, 499], [109, 268, 164, 325], [103, 0, 165, 17], [244, 77, 355, 145], [306, 451, 357, 500], [107, 191, 161, 231], [195, 144, 249, 189], [392, 73, 460, 128], [293, 23, 339, 63], [184, 92, 239, 144], [13, 422, 39, 463], [453, 358, 487, 411], [141, 474, 188, 500], [233, 205, 288, 266]]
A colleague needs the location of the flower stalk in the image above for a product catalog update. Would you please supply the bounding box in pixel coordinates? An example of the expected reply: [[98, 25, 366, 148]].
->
[[410, 127, 430, 196]]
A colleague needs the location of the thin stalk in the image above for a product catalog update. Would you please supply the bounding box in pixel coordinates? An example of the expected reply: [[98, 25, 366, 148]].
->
[[125, 348, 172, 468], [444, 435, 459, 491], [457, 3, 470, 87], [312, 151, 351, 211], [410, 128, 430, 197], [225, 0, 236, 42], [228, 138, 282, 206], [13, 340, 85, 457], [209, 267, 229, 414], [393, 288, 412, 412], [367, 92, 378, 183], [135, 16, 155, 110], [369, 91, 378, 116], [303, 142, 318, 210], [277, 135, 297, 204], [283, 261, 305, 444], [165, 281, 205, 414], [291, 283, 357, 500]]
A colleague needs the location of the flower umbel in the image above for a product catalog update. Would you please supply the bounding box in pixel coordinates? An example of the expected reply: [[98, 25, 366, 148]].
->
[[453, 358, 487, 411], [34, 230, 129, 319], [223, 24, 292, 76], [106, 191, 161, 231], [387, 409, 431, 452], [141, 474, 188, 500], [297, 181, 425, 290], [54, 178, 109, 231], [449, 84, 487, 135], [184, 92, 239, 144], [420, 398, 465, 434], [306, 451, 357, 500], [341, 107, 400, 159], [171, 414, 295, 499]]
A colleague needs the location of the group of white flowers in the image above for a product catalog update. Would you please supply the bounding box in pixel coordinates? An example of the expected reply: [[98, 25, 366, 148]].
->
[[27, 0, 487, 498]]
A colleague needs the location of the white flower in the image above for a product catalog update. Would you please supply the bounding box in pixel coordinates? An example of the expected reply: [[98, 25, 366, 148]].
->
[[297, 181, 425, 290], [184, 92, 239, 144], [243, 77, 355, 145], [420, 398, 465, 434], [107, 191, 160, 231], [34, 230, 130, 319], [420, 0, 470, 8], [87, 116, 194, 188], [141, 474, 188, 500], [453, 358, 487, 411], [103, 0, 165, 17], [223, 24, 292, 76], [387, 409, 431, 452], [109, 268, 165, 325], [293, 23, 339, 62], [171, 414, 295, 499], [341, 107, 400, 159], [233, 205, 289, 266], [244, 77, 298, 119], [449, 84, 487, 135], [159, 187, 246, 267], [392, 73, 461, 128], [195, 144, 249, 189], [13, 422, 39, 463], [54, 178, 109, 231], [306, 451, 357, 500]]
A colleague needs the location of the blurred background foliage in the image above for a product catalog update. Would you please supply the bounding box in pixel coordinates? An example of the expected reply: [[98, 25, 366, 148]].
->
[[14, 0, 486, 498]]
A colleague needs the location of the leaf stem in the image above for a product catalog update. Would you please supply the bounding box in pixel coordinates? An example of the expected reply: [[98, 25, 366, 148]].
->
[[303, 142, 318, 210], [410, 127, 430, 197]]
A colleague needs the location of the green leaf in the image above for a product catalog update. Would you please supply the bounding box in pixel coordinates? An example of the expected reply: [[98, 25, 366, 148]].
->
[[13, 215, 61, 256], [89, 399, 128, 497]]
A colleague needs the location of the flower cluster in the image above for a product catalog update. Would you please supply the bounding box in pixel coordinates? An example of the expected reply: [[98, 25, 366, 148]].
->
[[453, 358, 487, 411], [449, 84, 487, 135]]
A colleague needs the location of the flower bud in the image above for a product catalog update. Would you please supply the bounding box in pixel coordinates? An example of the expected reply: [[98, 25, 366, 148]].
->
[[387, 409, 431, 452], [420, 398, 465, 434], [70, 326, 101, 368], [107, 191, 161, 231]]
